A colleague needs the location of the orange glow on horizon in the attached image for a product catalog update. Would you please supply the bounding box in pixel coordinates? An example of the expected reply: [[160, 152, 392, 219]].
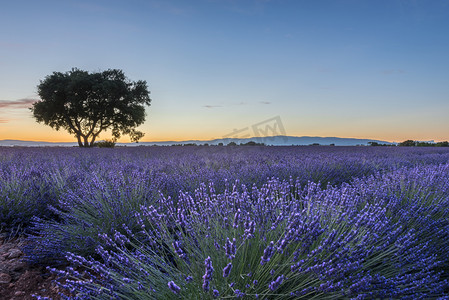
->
[[1, 111, 448, 143], [2, 129, 449, 144]]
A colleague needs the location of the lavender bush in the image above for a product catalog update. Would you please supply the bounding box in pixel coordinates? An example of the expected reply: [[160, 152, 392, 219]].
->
[[53, 164, 449, 299], [1, 146, 449, 298], [16, 146, 449, 264]]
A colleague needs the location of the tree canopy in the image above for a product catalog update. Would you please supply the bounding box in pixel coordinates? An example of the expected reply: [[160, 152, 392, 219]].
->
[[31, 68, 151, 147]]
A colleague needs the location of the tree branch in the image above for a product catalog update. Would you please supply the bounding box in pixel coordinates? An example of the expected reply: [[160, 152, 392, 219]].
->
[[63, 113, 80, 135]]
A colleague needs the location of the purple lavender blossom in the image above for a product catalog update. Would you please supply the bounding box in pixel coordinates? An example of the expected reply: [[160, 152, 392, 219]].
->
[[260, 241, 275, 265], [244, 220, 256, 239], [202, 256, 214, 292], [233, 209, 241, 228], [234, 289, 245, 297], [168, 281, 181, 294], [172, 241, 187, 260], [224, 237, 237, 260], [7, 147, 449, 299], [269, 275, 285, 291], [223, 262, 232, 277]]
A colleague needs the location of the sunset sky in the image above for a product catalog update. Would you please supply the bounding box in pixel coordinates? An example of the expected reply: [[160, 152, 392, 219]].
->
[[1, 0, 448, 143]]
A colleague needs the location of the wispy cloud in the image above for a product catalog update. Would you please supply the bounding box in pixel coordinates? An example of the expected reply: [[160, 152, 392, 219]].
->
[[382, 69, 406, 75], [259, 101, 271, 104], [203, 105, 223, 109], [0, 119, 8, 123], [0, 98, 38, 109]]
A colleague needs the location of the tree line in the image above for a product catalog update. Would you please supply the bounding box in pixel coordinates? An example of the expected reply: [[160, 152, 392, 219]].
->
[[397, 140, 449, 147], [369, 140, 449, 147]]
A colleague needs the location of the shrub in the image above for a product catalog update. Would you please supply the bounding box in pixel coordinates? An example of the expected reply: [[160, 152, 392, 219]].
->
[[54, 170, 449, 299], [95, 140, 116, 148]]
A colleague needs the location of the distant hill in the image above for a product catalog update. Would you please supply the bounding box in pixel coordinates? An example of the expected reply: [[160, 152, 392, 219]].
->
[[0, 139, 78, 147], [0, 136, 395, 147]]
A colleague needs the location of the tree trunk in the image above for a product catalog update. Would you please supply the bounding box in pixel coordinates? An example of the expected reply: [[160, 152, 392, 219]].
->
[[83, 136, 90, 147], [89, 129, 102, 147], [90, 136, 97, 147], [76, 134, 83, 147]]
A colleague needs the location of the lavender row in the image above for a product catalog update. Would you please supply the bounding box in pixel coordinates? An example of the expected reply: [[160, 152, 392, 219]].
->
[[2, 146, 443, 263], [53, 162, 449, 299], [2, 146, 449, 234]]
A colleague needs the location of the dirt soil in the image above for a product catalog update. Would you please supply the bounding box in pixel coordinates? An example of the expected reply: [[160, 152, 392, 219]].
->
[[0, 234, 62, 300]]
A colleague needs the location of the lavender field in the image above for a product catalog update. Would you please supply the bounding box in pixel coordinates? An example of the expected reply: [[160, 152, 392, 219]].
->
[[1, 146, 449, 299]]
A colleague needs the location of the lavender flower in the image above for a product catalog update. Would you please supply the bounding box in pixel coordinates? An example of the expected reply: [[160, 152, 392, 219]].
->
[[172, 241, 187, 260], [233, 209, 241, 228], [260, 241, 275, 265], [168, 281, 181, 294], [235, 289, 245, 297], [269, 275, 285, 291], [244, 220, 256, 239], [202, 256, 214, 291], [7, 147, 449, 299], [224, 237, 237, 260], [223, 262, 233, 277]]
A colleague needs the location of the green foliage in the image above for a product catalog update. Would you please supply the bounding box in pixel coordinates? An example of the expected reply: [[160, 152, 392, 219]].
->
[[95, 140, 116, 148], [0, 169, 61, 233], [31, 68, 151, 147], [29, 173, 158, 263], [66, 170, 449, 299], [240, 141, 265, 146], [399, 140, 417, 147], [368, 142, 393, 146], [399, 140, 449, 147]]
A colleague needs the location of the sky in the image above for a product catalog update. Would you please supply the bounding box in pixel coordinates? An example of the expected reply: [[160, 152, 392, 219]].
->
[[0, 0, 448, 143]]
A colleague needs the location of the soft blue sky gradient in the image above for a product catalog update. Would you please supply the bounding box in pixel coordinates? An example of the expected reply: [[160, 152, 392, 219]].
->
[[1, 0, 448, 142]]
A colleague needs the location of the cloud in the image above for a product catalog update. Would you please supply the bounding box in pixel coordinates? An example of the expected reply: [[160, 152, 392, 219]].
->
[[382, 69, 406, 75], [203, 105, 223, 109], [0, 119, 8, 123], [0, 98, 38, 109], [259, 101, 271, 104]]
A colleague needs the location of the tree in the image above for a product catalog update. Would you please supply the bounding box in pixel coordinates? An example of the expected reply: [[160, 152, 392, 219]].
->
[[436, 141, 449, 147], [31, 68, 151, 147], [399, 140, 416, 147]]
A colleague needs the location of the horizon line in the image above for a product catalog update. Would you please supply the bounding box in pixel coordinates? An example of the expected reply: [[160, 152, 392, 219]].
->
[[0, 135, 442, 144]]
